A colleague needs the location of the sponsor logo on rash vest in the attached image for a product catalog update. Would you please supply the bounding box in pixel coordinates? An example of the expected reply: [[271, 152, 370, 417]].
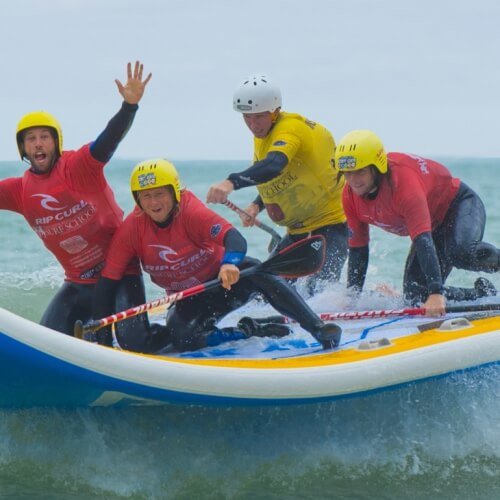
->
[[261, 171, 298, 198], [143, 245, 211, 273], [31, 194, 97, 238]]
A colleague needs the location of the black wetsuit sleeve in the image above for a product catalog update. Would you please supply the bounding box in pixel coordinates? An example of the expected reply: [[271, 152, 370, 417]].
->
[[89, 101, 139, 162], [413, 232, 444, 295], [227, 151, 288, 189], [92, 276, 120, 346], [221, 228, 247, 265], [347, 245, 369, 292], [223, 228, 247, 254]]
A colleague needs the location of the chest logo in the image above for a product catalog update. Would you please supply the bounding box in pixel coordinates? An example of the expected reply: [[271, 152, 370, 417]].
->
[[149, 245, 182, 263], [31, 193, 67, 211]]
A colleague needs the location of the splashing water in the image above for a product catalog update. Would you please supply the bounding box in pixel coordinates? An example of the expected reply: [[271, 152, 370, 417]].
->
[[1, 159, 500, 498]]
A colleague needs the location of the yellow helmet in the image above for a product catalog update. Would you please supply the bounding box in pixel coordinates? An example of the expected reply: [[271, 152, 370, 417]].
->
[[130, 158, 181, 203], [16, 111, 63, 159], [335, 130, 387, 174]]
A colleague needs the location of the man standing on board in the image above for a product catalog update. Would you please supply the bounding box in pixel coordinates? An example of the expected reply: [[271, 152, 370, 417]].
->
[[206, 74, 347, 291]]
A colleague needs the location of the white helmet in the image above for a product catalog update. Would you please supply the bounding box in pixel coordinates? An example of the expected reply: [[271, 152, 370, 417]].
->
[[233, 74, 282, 113]]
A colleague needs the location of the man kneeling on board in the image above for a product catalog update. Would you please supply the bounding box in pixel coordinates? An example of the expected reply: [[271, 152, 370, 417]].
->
[[91, 158, 341, 352], [335, 130, 498, 317]]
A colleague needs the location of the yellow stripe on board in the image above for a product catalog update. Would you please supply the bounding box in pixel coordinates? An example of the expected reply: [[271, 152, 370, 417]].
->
[[152, 315, 500, 369]]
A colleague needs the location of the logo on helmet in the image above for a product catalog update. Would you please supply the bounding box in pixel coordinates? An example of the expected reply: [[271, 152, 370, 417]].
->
[[236, 104, 253, 111], [338, 156, 357, 170], [138, 173, 156, 188]]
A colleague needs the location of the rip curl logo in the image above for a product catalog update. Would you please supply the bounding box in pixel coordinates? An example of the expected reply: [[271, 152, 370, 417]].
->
[[31, 193, 67, 211], [149, 245, 183, 263], [144, 247, 211, 274], [138, 172, 157, 188], [337, 156, 357, 170]]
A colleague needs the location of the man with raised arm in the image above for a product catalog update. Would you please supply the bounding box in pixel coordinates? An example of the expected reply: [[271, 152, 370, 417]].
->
[[0, 61, 151, 340]]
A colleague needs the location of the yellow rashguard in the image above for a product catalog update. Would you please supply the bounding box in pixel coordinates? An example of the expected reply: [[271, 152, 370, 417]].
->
[[254, 112, 345, 234]]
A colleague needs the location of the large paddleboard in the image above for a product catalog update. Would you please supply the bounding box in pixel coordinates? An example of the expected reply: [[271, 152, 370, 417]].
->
[[0, 305, 499, 407]]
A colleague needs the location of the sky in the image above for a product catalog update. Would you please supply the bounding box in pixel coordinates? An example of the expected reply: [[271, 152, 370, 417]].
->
[[1, 0, 500, 161]]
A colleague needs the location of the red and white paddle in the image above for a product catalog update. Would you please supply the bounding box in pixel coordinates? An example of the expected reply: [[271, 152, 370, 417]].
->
[[224, 200, 281, 252]]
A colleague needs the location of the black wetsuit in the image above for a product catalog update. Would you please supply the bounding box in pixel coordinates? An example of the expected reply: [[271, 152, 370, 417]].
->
[[348, 182, 500, 304], [93, 227, 327, 353], [164, 256, 325, 352], [403, 182, 499, 303], [40, 102, 144, 336], [228, 151, 348, 288]]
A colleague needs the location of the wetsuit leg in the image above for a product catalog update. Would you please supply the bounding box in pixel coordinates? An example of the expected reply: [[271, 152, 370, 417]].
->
[[403, 183, 498, 304], [244, 268, 341, 347], [245, 270, 323, 333], [165, 258, 280, 351], [312, 223, 348, 283], [112, 274, 154, 352], [165, 257, 339, 351], [403, 239, 494, 303], [443, 183, 499, 272], [40, 282, 94, 336], [165, 285, 252, 352]]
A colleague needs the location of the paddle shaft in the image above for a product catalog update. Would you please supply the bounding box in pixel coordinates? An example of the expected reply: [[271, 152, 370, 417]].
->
[[80, 271, 253, 334], [270, 303, 500, 323], [224, 200, 281, 252]]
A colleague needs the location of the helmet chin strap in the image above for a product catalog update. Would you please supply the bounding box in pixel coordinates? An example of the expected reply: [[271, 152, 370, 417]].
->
[[364, 167, 381, 199], [271, 108, 281, 123]]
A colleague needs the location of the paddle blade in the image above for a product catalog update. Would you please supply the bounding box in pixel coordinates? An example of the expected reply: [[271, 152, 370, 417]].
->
[[260, 235, 326, 278]]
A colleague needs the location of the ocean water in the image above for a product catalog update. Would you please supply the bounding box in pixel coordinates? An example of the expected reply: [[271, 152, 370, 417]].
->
[[0, 158, 499, 499]]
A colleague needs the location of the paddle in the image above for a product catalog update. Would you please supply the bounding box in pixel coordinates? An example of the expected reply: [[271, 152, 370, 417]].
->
[[74, 235, 326, 338], [224, 200, 281, 253], [252, 302, 500, 324]]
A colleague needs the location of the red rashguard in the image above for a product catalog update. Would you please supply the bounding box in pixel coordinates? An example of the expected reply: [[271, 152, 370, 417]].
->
[[102, 190, 234, 293], [343, 152, 461, 247]]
